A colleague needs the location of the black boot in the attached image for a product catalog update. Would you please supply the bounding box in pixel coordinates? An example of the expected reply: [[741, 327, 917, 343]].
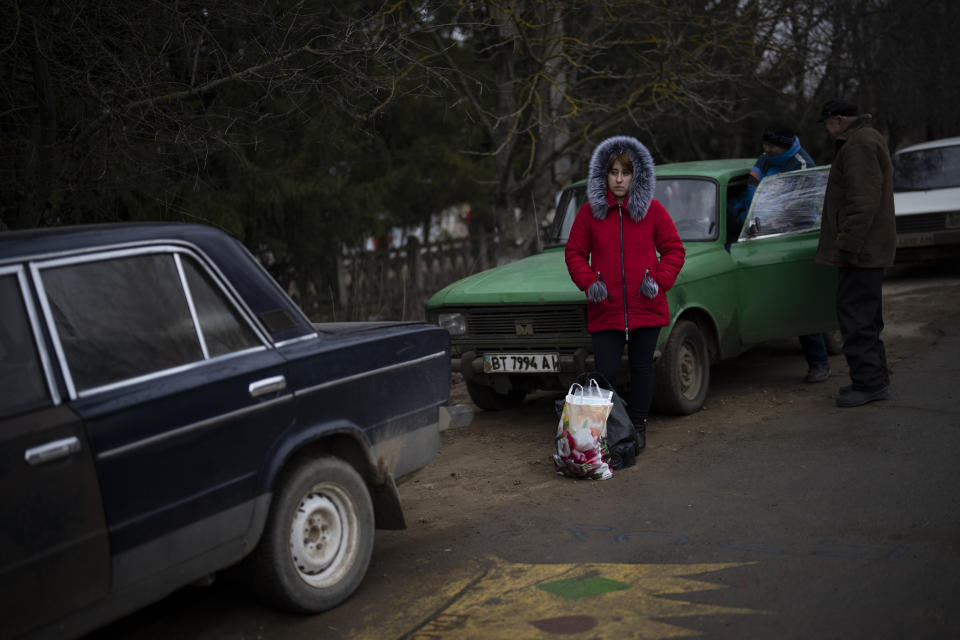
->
[[634, 418, 647, 453]]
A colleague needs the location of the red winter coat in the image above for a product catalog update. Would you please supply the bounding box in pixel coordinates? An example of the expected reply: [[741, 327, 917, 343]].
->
[[565, 189, 685, 333]]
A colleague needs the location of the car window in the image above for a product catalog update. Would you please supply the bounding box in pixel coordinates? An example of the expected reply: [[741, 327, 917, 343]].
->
[[740, 167, 829, 240], [893, 144, 960, 191], [182, 257, 261, 357], [547, 178, 719, 245], [42, 253, 203, 392], [656, 178, 718, 241], [39, 251, 262, 395], [0, 272, 52, 418]]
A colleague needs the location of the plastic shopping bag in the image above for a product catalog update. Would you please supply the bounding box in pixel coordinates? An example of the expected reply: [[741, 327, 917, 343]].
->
[[553, 380, 614, 480], [554, 371, 639, 471]]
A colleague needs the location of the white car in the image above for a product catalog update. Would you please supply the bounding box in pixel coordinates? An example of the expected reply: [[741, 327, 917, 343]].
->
[[893, 136, 960, 262]]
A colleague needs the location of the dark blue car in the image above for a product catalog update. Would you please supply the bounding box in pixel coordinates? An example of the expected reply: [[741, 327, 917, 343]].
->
[[0, 223, 455, 639]]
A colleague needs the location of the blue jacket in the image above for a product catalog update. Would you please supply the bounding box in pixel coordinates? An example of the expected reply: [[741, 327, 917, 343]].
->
[[736, 137, 816, 222]]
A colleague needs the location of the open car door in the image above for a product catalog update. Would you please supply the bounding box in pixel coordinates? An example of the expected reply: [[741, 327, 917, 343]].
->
[[729, 166, 838, 345]]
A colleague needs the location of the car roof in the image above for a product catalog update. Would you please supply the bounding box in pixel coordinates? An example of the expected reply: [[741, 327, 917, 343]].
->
[[0, 222, 237, 263], [654, 157, 755, 179], [0, 222, 316, 342], [895, 136, 960, 154], [564, 157, 755, 189]]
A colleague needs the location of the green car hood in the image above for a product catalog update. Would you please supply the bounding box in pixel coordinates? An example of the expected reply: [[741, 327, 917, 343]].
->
[[426, 242, 716, 308], [426, 248, 580, 306]]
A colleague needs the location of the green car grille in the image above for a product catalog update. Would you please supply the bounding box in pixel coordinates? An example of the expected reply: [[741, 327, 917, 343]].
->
[[464, 306, 587, 337]]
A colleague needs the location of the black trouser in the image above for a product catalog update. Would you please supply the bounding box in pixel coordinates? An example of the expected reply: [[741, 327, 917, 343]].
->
[[798, 333, 828, 367], [591, 327, 660, 423], [837, 267, 889, 390]]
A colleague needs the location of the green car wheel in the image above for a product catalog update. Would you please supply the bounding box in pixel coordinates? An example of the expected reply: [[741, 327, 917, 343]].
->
[[654, 319, 710, 416]]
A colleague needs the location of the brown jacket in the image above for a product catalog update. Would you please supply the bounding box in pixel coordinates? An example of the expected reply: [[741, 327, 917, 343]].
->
[[815, 115, 896, 268]]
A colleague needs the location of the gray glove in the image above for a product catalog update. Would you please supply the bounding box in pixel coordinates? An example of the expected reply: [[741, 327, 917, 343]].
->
[[639, 268, 659, 299], [587, 279, 609, 303]]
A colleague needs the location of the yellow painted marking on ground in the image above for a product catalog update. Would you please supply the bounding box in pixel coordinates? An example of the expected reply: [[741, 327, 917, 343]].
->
[[350, 557, 765, 639]]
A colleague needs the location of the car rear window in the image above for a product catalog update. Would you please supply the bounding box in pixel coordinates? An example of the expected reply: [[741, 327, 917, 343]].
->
[[893, 144, 960, 191]]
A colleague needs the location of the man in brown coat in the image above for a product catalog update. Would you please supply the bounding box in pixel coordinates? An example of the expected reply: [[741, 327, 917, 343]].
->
[[814, 99, 897, 407]]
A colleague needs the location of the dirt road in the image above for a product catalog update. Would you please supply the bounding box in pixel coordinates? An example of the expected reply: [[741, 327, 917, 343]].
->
[[88, 262, 960, 639], [399, 262, 960, 535]]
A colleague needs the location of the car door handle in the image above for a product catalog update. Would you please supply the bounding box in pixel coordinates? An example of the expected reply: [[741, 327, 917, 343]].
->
[[25, 436, 82, 466], [249, 375, 287, 398]]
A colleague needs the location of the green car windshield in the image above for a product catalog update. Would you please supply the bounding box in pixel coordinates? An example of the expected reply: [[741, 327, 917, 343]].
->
[[545, 178, 719, 247]]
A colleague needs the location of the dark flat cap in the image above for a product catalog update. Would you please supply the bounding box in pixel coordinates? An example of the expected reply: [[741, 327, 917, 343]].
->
[[817, 99, 858, 122]]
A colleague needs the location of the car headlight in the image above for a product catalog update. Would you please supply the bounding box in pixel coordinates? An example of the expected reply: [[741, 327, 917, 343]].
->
[[438, 312, 467, 336]]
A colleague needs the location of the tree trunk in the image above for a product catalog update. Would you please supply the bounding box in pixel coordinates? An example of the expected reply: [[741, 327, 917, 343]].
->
[[21, 22, 58, 228]]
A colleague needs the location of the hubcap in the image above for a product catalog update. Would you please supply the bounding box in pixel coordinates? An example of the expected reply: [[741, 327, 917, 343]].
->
[[290, 491, 344, 578], [678, 341, 702, 400]]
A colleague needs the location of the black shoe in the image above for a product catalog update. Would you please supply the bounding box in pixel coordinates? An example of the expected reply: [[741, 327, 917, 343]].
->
[[633, 418, 647, 453], [839, 381, 889, 395], [610, 447, 637, 470], [836, 385, 889, 407], [805, 362, 831, 383]]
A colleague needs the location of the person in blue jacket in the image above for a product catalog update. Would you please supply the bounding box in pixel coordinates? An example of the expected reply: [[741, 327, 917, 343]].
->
[[743, 119, 816, 216], [736, 119, 830, 383]]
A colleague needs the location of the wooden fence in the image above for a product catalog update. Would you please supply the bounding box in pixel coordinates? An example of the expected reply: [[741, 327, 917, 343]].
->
[[307, 234, 504, 322]]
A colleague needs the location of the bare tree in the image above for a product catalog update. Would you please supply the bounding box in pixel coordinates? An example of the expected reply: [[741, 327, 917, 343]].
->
[[370, 0, 770, 253], [0, 1, 424, 229], [764, 0, 960, 152]]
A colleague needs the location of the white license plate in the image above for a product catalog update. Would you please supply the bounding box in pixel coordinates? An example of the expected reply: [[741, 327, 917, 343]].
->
[[897, 232, 935, 247], [483, 353, 560, 373]]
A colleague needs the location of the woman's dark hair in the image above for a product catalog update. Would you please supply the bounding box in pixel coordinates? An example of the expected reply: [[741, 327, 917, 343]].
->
[[607, 152, 633, 173]]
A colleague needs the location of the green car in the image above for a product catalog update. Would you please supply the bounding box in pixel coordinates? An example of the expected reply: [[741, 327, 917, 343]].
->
[[425, 160, 838, 415]]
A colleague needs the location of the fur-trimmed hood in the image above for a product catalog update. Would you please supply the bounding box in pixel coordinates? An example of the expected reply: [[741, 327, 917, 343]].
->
[[587, 135, 656, 222]]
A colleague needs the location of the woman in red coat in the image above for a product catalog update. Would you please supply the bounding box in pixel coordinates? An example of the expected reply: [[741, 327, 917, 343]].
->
[[565, 135, 685, 452]]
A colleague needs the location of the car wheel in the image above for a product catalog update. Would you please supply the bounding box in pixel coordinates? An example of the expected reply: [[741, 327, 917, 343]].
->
[[465, 379, 526, 411], [653, 319, 710, 416], [822, 329, 843, 355], [245, 456, 374, 613]]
